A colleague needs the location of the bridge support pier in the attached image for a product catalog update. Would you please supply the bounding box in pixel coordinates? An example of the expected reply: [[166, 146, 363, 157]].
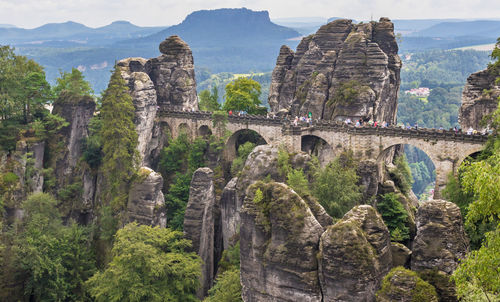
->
[[282, 127, 302, 153], [433, 160, 454, 199]]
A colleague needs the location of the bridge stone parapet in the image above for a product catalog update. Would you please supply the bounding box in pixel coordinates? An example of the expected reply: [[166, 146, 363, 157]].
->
[[158, 110, 489, 197]]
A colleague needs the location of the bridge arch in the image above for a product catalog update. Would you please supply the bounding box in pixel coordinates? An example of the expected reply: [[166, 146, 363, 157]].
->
[[455, 145, 487, 170], [301, 135, 335, 165], [223, 129, 268, 162], [198, 125, 212, 137], [178, 123, 191, 137]]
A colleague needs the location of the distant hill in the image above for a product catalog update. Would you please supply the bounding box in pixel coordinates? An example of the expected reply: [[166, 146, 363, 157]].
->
[[410, 20, 500, 38], [0, 21, 166, 45], [0, 24, 17, 28]]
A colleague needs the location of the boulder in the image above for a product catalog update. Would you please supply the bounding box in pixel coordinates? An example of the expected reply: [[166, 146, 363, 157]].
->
[[240, 182, 324, 301], [268, 18, 401, 124], [376, 267, 438, 302], [411, 200, 468, 302], [126, 167, 166, 227], [459, 68, 500, 132], [319, 205, 393, 302], [145, 35, 198, 110], [183, 167, 216, 298], [411, 200, 469, 274], [391, 242, 411, 268]]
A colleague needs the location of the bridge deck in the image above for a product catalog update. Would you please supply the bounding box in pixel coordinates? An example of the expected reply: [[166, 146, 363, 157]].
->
[[158, 109, 489, 143]]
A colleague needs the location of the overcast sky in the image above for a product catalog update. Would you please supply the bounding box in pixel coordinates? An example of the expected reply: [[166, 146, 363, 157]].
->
[[1, 0, 500, 28]]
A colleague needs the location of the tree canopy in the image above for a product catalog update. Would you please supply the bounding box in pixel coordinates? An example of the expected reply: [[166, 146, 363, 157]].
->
[[86, 223, 201, 302], [99, 66, 138, 211], [222, 77, 266, 115]]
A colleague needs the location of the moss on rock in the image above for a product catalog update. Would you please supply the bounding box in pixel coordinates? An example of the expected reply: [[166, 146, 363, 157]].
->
[[376, 266, 438, 302]]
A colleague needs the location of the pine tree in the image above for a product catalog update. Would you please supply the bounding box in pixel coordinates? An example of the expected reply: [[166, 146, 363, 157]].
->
[[99, 66, 138, 211]]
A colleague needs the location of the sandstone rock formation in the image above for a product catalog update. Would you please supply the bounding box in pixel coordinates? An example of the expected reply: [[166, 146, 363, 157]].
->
[[459, 68, 500, 131], [183, 167, 217, 298], [319, 205, 393, 302], [117, 58, 158, 166], [240, 182, 324, 301], [376, 267, 438, 302], [51, 94, 96, 183], [390, 242, 411, 268], [411, 200, 468, 274], [268, 18, 401, 123], [126, 167, 166, 227], [145, 35, 198, 110], [117, 36, 198, 167], [220, 145, 327, 248]]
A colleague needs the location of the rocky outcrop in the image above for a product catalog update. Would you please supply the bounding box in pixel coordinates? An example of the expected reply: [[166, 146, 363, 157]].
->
[[117, 36, 198, 167], [411, 200, 468, 274], [376, 267, 438, 302], [51, 94, 96, 182], [410, 200, 468, 302], [391, 242, 411, 268], [319, 205, 392, 302], [459, 68, 499, 131], [220, 177, 240, 249], [269, 18, 401, 123], [221, 145, 325, 248], [183, 167, 217, 298], [240, 182, 324, 301], [117, 58, 158, 166], [126, 167, 166, 227], [145, 35, 198, 110]]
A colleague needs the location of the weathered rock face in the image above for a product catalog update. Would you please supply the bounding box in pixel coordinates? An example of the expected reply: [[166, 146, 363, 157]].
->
[[411, 200, 469, 274], [459, 68, 500, 131], [117, 36, 198, 167], [391, 242, 411, 268], [319, 205, 393, 302], [117, 58, 158, 166], [126, 167, 166, 227], [51, 94, 96, 182], [183, 167, 216, 298], [145, 35, 198, 110], [376, 267, 438, 302], [240, 182, 324, 301], [220, 145, 328, 248], [269, 18, 401, 123]]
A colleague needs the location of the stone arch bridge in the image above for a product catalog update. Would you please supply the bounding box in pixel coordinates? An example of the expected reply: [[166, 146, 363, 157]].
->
[[158, 110, 488, 198]]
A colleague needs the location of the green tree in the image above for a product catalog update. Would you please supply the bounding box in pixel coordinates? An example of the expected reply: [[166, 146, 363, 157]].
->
[[286, 168, 310, 198], [52, 68, 93, 99], [199, 85, 220, 112], [311, 152, 363, 218], [376, 193, 410, 242], [204, 269, 242, 302], [230, 141, 256, 176], [99, 66, 138, 211], [222, 77, 266, 115], [86, 223, 201, 302], [13, 193, 95, 301], [159, 134, 207, 231], [452, 41, 500, 301]]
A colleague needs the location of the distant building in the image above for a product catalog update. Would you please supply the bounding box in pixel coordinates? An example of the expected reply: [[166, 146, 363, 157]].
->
[[405, 87, 430, 97]]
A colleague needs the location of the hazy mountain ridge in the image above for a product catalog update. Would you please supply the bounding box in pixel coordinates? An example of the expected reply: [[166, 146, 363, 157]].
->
[[0, 20, 167, 45]]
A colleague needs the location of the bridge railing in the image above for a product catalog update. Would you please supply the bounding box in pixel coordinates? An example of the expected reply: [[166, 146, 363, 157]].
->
[[158, 109, 489, 143]]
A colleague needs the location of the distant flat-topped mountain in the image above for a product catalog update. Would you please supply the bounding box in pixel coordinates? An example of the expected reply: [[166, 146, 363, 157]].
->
[[118, 8, 301, 73], [125, 8, 300, 48]]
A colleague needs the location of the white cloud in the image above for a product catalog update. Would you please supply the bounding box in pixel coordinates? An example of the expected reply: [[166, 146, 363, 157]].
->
[[0, 0, 499, 28]]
